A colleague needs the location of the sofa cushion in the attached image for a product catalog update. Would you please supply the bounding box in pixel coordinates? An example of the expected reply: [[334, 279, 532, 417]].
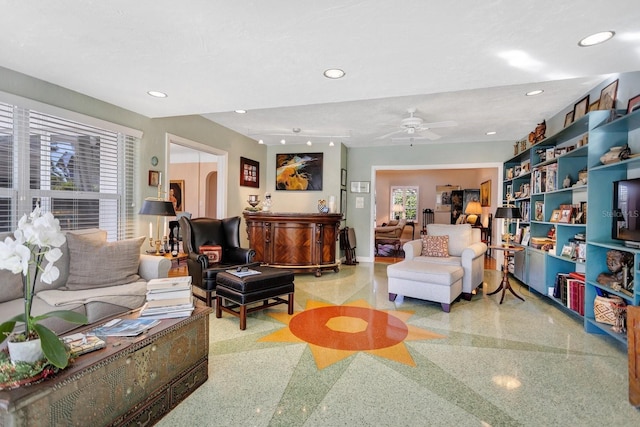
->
[[35, 228, 108, 293], [66, 234, 145, 290], [426, 224, 472, 257], [421, 235, 449, 257], [413, 255, 462, 266]]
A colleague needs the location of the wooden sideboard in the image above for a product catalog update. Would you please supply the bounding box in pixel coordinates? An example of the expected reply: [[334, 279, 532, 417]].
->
[[243, 212, 342, 276], [0, 306, 211, 427]]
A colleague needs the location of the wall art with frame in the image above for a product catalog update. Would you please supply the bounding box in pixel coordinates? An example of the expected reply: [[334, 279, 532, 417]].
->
[[169, 180, 184, 212], [599, 79, 618, 110], [435, 185, 460, 212], [148, 170, 160, 187], [275, 153, 323, 191], [480, 180, 491, 207], [340, 189, 347, 219], [240, 157, 259, 188]]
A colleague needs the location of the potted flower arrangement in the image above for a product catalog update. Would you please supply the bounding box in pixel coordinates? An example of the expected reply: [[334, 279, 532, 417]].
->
[[0, 206, 87, 369]]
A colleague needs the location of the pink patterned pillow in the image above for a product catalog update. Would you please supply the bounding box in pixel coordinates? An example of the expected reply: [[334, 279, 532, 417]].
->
[[421, 235, 449, 257]]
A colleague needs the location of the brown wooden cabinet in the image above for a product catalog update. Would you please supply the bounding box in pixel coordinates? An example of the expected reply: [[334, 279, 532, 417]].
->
[[629, 305, 640, 407], [243, 212, 342, 276]]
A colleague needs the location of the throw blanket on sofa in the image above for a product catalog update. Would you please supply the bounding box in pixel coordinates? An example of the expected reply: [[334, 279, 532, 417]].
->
[[37, 280, 147, 308]]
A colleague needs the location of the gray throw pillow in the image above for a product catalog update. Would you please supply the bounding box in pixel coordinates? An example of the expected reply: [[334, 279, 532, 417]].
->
[[66, 235, 145, 290]]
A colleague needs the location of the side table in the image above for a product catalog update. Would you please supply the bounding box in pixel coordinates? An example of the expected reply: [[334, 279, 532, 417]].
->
[[488, 245, 525, 304]]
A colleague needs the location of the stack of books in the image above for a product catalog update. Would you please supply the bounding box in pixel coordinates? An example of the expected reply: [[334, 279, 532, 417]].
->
[[140, 276, 194, 319]]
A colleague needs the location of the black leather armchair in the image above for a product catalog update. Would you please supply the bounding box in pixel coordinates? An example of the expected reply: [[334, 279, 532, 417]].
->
[[179, 216, 256, 306]]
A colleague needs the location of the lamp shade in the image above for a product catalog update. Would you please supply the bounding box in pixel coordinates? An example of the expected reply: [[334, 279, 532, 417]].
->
[[392, 204, 404, 213], [139, 199, 177, 216], [495, 206, 522, 220], [464, 200, 483, 215]]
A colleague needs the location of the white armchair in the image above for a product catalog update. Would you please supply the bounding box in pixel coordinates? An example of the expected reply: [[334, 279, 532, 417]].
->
[[403, 223, 487, 297]]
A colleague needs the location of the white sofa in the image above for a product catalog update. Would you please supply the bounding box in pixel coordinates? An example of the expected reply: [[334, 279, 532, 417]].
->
[[387, 223, 487, 311], [0, 229, 171, 336]]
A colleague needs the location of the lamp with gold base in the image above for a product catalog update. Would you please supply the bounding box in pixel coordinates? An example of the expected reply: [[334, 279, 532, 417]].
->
[[139, 183, 176, 255]]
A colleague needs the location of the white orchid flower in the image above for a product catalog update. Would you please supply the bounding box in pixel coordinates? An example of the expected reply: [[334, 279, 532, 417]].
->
[[41, 262, 60, 284], [0, 237, 30, 275]]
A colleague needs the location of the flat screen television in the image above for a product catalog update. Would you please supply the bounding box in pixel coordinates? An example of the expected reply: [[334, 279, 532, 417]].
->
[[612, 177, 640, 247]]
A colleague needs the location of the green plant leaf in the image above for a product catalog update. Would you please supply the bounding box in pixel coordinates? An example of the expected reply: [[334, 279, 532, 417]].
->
[[34, 324, 69, 369], [0, 321, 17, 344], [32, 310, 88, 324]]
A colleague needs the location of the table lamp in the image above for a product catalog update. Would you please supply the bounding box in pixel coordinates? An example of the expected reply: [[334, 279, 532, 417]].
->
[[494, 205, 522, 247], [139, 197, 176, 255], [392, 204, 404, 220], [465, 200, 483, 226]]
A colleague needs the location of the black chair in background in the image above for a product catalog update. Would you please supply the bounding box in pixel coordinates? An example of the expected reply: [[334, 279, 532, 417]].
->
[[179, 216, 256, 306], [340, 226, 357, 265]]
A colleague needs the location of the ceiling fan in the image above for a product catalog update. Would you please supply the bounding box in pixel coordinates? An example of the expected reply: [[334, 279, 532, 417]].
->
[[376, 108, 457, 141]]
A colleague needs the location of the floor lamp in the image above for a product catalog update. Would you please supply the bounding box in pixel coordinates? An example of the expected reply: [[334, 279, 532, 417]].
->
[[494, 205, 522, 247]]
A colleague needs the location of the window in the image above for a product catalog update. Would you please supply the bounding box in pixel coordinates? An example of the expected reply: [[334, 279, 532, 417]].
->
[[0, 101, 138, 239], [390, 186, 418, 221]]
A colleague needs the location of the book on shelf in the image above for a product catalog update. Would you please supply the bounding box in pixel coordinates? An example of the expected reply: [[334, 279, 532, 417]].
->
[[63, 333, 107, 356], [88, 318, 161, 337], [146, 276, 192, 292], [534, 201, 544, 221]]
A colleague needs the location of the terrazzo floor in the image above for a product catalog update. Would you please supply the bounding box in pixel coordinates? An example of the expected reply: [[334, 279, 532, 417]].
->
[[157, 261, 640, 426]]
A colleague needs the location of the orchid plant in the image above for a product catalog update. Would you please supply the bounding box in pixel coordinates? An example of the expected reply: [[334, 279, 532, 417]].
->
[[0, 205, 87, 369]]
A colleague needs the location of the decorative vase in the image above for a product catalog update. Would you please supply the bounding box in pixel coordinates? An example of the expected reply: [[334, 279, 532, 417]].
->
[[317, 200, 329, 213], [8, 337, 44, 364]]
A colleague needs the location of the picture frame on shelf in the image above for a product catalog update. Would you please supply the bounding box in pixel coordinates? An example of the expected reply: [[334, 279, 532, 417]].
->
[[240, 157, 259, 188], [549, 209, 561, 222], [558, 204, 573, 223], [574, 211, 584, 224], [580, 201, 587, 223], [148, 170, 160, 187], [506, 184, 513, 200], [589, 100, 600, 112], [627, 94, 640, 115], [560, 244, 575, 258], [564, 111, 574, 127], [599, 79, 619, 110], [573, 95, 590, 121]]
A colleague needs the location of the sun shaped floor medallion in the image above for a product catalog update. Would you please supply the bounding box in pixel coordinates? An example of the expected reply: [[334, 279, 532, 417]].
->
[[259, 299, 445, 369]]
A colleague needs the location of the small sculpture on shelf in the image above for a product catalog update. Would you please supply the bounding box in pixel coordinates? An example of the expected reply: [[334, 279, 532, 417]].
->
[[563, 175, 571, 189], [262, 193, 272, 212], [596, 250, 634, 293]]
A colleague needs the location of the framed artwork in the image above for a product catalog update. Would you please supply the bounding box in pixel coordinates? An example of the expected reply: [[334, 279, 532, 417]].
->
[[340, 189, 347, 219], [564, 111, 574, 127], [435, 185, 460, 212], [148, 170, 160, 187], [561, 244, 575, 258], [350, 181, 370, 193], [169, 180, 184, 212], [341, 168, 347, 187], [480, 180, 491, 207], [275, 153, 323, 191], [589, 100, 600, 112], [599, 79, 619, 110], [627, 94, 640, 115], [240, 157, 259, 188], [549, 209, 561, 223], [573, 95, 589, 121]]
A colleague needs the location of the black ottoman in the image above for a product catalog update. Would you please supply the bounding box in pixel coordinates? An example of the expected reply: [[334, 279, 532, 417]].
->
[[215, 266, 295, 330]]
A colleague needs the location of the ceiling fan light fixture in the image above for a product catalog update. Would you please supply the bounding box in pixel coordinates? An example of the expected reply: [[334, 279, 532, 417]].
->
[[306, 140, 312, 146], [526, 89, 544, 96], [323, 68, 345, 79], [578, 31, 615, 47], [147, 90, 167, 98]]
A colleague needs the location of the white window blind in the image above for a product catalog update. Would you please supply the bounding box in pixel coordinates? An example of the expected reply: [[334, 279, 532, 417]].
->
[[0, 101, 138, 240]]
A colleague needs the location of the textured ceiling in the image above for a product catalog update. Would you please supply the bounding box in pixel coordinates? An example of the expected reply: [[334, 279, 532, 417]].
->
[[1, 1, 639, 147]]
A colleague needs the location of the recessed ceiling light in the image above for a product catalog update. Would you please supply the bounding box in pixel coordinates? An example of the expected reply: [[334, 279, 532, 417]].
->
[[323, 68, 345, 79], [329, 141, 335, 147], [486, 131, 497, 135], [235, 109, 247, 114], [306, 141, 312, 146], [280, 139, 286, 145], [578, 31, 615, 47], [147, 91, 167, 98], [258, 139, 264, 144], [526, 89, 544, 96]]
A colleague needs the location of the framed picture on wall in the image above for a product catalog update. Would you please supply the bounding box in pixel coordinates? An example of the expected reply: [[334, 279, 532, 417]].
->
[[169, 180, 184, 212], [599, 79, 618, 110], [275, 153, 323, 191], [240, 157, 259, 188], [341, 168, 347, 187], [340, 189, 347, 219], [148, 170, 160, 187], [480, 180, 491, 207], [435, 185, 460, 212]]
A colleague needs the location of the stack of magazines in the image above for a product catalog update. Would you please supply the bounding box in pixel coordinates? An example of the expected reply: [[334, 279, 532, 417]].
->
[[140, 276, 194, 319]]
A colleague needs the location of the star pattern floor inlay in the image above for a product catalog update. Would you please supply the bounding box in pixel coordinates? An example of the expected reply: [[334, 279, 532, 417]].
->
[[259, 299, 445, 369]]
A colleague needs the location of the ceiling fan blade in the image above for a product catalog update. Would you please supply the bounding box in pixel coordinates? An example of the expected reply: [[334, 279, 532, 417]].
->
[[376, 129, 404, 139], [418, 129, 442, 140], [421, 120, 457, 129]]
